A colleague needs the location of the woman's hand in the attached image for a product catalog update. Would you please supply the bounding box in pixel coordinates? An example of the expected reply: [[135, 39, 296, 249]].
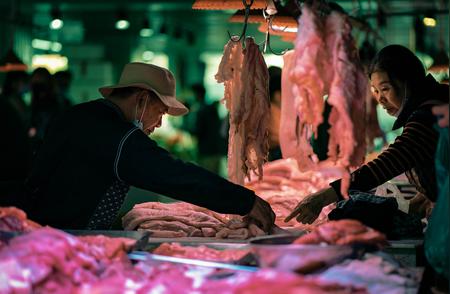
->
[[285, 187, 338, 224], [432, 104, 449, 128]]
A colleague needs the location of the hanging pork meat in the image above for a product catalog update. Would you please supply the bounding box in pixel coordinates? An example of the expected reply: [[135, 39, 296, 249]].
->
[[216, 37, 270, 185], [215, 39, 245, 184], [325, 11, 368, 197], [290, 5, 330, 137], [280, 50, 318, 170], [287, 4, 368, 197]]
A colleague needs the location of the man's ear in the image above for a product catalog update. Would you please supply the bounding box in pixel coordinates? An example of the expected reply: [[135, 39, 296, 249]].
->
[[136, 90, 147, 107]]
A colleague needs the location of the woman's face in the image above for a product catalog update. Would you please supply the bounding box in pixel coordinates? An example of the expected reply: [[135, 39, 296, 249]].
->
[[370, 71, 403, 116]]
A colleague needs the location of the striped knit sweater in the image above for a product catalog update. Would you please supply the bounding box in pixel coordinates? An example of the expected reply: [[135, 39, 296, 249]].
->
[[331, 105, 440, 202]]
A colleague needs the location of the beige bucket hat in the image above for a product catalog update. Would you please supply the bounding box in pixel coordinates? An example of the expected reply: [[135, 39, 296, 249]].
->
[[99, 62, 189, 116]]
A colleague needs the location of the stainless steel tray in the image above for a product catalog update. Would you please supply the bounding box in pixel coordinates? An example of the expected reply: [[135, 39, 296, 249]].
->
[[64, 229, 151, 240], [128, 251, 258, 272]]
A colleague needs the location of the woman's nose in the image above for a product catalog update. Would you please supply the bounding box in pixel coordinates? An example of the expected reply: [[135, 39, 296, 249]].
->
[[374, 93, 386, 104]]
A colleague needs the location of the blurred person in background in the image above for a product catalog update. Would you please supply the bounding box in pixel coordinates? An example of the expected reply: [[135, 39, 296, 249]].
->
[[419, 103, 449, 293], [29, 67, 61, 153], [54, 70, 73, 109], [267, 66, 282, 161], [0, 71, 32, 184], [189, 83, 225, 174]]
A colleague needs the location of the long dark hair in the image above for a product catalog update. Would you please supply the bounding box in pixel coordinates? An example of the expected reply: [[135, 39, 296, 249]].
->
[[368, 44, 426, 95], [369, 44, 448, 129]]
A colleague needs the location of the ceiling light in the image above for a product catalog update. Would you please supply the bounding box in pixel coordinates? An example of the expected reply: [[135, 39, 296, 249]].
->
[[51, 42, 62, 52], [50, 19, 64, 30], [115, 10, 130, 30], [140, 19, 153, 37], [32, 54, 68, 73], [271, 25, 297, 33], [423, 17, 437, 27], [192, 0, 266, 10], [32, 39, 63, 52], [32, 39, 52, 50], [142, 50, 155, 61], [50, 7, 64, 30]]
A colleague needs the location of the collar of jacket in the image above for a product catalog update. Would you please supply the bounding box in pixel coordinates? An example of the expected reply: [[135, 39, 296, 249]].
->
[[99, 98, 127, 121]]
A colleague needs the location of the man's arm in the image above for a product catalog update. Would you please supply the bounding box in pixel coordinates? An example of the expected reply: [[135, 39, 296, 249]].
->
[[118, 131, 255, 215]]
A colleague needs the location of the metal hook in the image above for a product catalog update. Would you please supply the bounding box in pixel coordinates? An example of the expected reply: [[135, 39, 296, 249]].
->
[[227, 0, 254, 44], [261, 14, 288, 55]]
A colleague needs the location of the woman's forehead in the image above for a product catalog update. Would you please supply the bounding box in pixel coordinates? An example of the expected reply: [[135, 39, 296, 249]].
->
[[371, 71, 391, 84]]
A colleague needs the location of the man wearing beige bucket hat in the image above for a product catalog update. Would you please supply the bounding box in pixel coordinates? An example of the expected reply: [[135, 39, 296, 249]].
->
[[25, 62, 275, 232]]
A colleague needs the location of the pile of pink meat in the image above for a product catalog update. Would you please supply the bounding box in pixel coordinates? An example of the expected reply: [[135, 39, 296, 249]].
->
[[79, 263, 368, 294], [0, 206, 41, 232], [153, 242, 250, 262], [245, 158, 342, 228], [293, 220, 388, 248], [0, 207, 415, 293], [0, 227, 135, 293], [122, 202, 266, 239], [0, 206, 42, 248]]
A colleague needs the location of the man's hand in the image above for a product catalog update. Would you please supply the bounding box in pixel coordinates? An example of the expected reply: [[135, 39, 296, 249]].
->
[[432, 104, 449, 128], [245, 196, 276, 232], [284, 188, 338, 224]]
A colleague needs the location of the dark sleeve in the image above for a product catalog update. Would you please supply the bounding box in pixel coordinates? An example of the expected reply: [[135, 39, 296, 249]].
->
[[330, 109, 439, 199], [117, 130, 256, 215]]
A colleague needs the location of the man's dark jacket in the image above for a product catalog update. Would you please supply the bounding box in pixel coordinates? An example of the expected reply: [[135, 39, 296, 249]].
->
[[25, 99, 255, 229]]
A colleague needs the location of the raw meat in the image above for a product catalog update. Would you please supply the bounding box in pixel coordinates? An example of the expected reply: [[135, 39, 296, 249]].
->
[[325, 11, 368, 197], [236, 37, 270, 181], [0, 227, 133, 293], [320, 253, 420, 293], [199, 269, 367, 293], [122, 202, 267, 239], [77, 235, 135, 260], [216, 37, 270, 184], [290, 5, 330, 135], [153, 242, 249, 262], [216, 39, 246, 185], [245, 158, 341, 228], [285, 5, 369, 197], [293, 220, 387, 248], [0, 206, 41, 232], [280, 51, 318, 170]]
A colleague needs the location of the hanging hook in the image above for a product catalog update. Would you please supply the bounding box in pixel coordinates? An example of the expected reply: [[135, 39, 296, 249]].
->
[[261, 11, 288, 55], [228, 0, 254, 44]]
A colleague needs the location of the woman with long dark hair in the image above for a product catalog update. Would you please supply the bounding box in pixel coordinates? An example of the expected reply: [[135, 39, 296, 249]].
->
[[286, 44, 448, 223]]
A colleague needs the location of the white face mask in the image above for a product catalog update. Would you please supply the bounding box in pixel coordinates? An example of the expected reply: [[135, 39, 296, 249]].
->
[[133, 96, 148, 130]]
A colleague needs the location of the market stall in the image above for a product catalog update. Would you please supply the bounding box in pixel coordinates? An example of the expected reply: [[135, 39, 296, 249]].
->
[[1, 0, 448, 293]]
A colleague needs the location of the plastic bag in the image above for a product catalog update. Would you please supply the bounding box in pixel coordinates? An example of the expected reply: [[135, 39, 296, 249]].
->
[[424, 125, 449, 279], [375, 182, 410, 213]]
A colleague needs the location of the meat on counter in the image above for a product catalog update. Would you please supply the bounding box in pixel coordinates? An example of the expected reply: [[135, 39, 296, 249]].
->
[[153, 242, 250, 262], [294, 219, 388, 248], [122, 202, 266, 239], [0, 206, 41, 233]]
